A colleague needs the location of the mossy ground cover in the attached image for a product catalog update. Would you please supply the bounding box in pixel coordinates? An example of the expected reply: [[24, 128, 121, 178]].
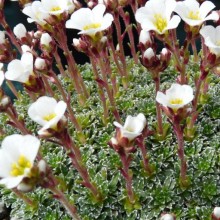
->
[[0, 58, 220, 219]]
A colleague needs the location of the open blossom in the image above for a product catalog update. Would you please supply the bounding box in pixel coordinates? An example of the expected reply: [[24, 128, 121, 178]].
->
[[174, 0, 219, 27], [5, 52, 34, 84], [135, 0, 181, 35], [28, 96, 67, 135], [22, 1, 49, 25], [38, 0, 75, 15], [156, 84, 194, 110], [0, 134, 40, 189], [200, 25, 220, 57], [66, 4, 113, 36], [113, 113, 147, 141]]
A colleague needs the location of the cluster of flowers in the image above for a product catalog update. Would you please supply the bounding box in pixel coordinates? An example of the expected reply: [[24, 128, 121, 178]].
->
[[0, 0, 219, 219]]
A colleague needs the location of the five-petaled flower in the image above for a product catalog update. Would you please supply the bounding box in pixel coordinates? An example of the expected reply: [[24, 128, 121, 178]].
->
[[135, 0, 181, 35], [156, 83, 194, 110], [174, 0, 219, 27], [28, 96, 67, 135], [0, 134, 40, 189], [113, 113, 147, 141], [200, 25, 220, 57], [5, 52, 34, 85], [66, 4, 113, 37]]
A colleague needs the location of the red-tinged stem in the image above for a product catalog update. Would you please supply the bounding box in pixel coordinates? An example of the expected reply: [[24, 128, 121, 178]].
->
[[6, 106, 30, 135], [113, 11, 129, 80], [12, 189, 37, 208], [174, 123, 187, 184], [153, 72, 163, 135], [50, 187, 80, 220], [54, 49, 67, 77], [6, 80, 20, 99], [41, 75, 55, 97], [59, 131, 101, 200], [119, 8, 138, 64], [0, 17, 22, 54], [90, 56, 109, 123], [98, 53, 121, 123], [119, 151, 135, 203], [191, 39, 199, 62], [50, 70, 82, 132]]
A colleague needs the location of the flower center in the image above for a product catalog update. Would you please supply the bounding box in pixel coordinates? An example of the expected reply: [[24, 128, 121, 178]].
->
[[188, 11, 201, 20], [83, 23, 101, 31], [51, 6, 61, 12], [126, 126, 135, 132], [169, 98, 183, 105], [10, 155, 31, 177], [43, 113, 56, 121], [154, 14, 167, 33]]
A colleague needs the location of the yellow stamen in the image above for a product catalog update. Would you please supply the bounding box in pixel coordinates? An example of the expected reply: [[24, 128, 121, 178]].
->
[[51, 6, 61, 12], [43, 113, 56, 121], [169, 98, 183, 105], [83, 23, 101, 31], [10, 155, 31, 177], [188, 11, 201, 20], [154, 14, 167, 33]]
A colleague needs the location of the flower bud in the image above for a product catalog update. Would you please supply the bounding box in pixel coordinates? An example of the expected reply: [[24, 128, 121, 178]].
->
[[213, 207, 220, 220], [144, 48, 155, 60], [35, 58, 46, 70], [40, 33, 52, 47], [0, 31, 5, 44], [13, 23, 27, 40], [38, 159, 47, 173], [139, 30, 151, 45], [21, 44, 32, 53], [161, 213, 175, 220], [17, 182, 33, 192]]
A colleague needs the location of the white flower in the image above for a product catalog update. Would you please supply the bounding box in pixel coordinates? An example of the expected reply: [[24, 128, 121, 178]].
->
[[40, 33, 52, 47], [135, 0, 181, 35], [0, 31, 5, 44], [5, 52, 34, 84], [66, 4, 113, 36], [113, 113, 147, 141], [161, 214, 174, 220], [139, 30, 151, 45], [13, 23, 27, 40], [0, 63, 4, 87], [39, 0, 75, 15], [200, 25, 220, 57], [22, 1, 49, 25], [28, 96, 67, 135], [174, 0, 219, 27], [156, 83, 194, 110], [0, 134, 40, 189], [214, 207, 220, 218]]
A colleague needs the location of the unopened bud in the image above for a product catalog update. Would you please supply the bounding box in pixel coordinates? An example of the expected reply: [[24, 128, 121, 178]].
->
[[0, 31, 5, 44], [144, 48, 155, 60], [13, 23, 27, 40], [35, 58, 46, 70], [161, 213, 174, 220], [213, 207, 220, 219], [17, 182, 33, 192], [21, 45, 32, 53], [73, 38, 80, 47], [38, 159, 47, 173], [40, 33, 52, 47], [139, 30, 151, 45]]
